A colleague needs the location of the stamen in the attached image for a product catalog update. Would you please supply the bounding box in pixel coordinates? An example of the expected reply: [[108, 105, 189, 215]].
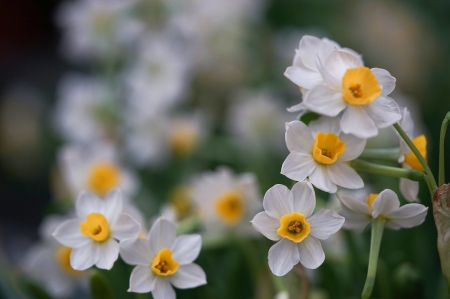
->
[[350, 84, 363, 98], [287, 221, 302, 234], [321, 149, 332, 158]]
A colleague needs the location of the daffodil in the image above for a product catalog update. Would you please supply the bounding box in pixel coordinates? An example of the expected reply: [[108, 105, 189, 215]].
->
[[397, 107, 427, 202], [120, 218, 206, 298], [251, 182, 344, 276], [338, 189, 428, 233], [281, 116, 366, 193], [23, 215, 88, 297], [284, 35, 362, 112], [191, 167, 261, 235], [59, 142, 138, 199], [52, 188, 141, 270], [301, 49, 401, 139]]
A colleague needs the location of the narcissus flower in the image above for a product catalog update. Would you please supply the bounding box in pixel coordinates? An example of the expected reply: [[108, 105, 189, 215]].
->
[[251, 182, 345, 276], [338, 189, 428, 232], [281, 117, 366, 193], [52, 188, 141, 270], [120, 218, 206, 298], [301, 49, 401, 138], [397, 107, 427, 202], [191, 167, 262, 235]]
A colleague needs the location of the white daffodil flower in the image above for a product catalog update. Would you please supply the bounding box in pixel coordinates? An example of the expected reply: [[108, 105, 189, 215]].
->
[[301, 49, 401, 139], [281, 116, 366, 193], [191, 167, 262, 236], [23, 215, 88, 297], [58, 142, 139, 200], [397, 107, 427, 202], [338, 189, 428, 233], [251, 182, 345, 276], [52, 188, 141, 270], [120, 218, 206, 298]]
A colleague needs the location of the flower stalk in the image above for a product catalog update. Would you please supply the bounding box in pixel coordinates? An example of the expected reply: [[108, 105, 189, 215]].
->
[[351, 159, 425, 181], [361, 218, 386, 299], [439, 112, 450, 186], [359, 148, 402, 162]]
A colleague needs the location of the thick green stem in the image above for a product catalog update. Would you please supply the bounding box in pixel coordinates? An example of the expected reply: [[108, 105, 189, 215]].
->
[[351, 159, 425, 181], [393, 123, 437, 193], [359, 148, 402, 162], [439, 112, 450, 186], [361, 218, 386, 299]]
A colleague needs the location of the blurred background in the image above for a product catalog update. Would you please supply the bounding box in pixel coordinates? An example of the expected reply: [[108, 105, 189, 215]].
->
[[0, 0, 450, 298]]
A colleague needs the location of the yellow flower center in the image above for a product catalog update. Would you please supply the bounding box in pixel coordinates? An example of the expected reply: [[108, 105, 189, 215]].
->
[[214, 190, 245, 225], [151, 248, 179, 276], [342, 67, 382, 105], [169, 186, 193, 220], [169, 125, 198, 158], [80, 213, 110, 242], [366, 193, 379, 210], [55, 246, 83, 276], [404, 135, 427, 171], [87, 162, 121, 198], [312, 132, 346, 164], [277, 212, 311, 243]]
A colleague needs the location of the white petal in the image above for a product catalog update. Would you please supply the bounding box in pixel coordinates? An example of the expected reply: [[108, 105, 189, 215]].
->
[[303, 85, 346, 117], [170, 263, 207, 289], [171, 234, 202, 265], [297, 236, 325, 269], [152, 278, 176, 299], [309, 165, 337, 193], [149, 218, 177, 253], [120, 238, 153, 266], [129, 265, 157, 293], [76, 191, 102, 219], [268, 239, 300, 276], [338, 133, 366, 161], [324, 49, 363, 79], [287, 102, 307, 113], [371, 189, 400, 219], [400, 178, 420, 202], [298, 35, 325, 70], [337, 194, 372, 215], [111, 213, 141, 241], [340, 209, 371, 233], [284, 66, 323, 90], [52, 219, 90, 248], [285, 121, 314, 153], [263, 184, 292, 219], [308, 209, 345, 240], [308, 116, 341, 136], [291, 181, 316, 217], [251, 212, 281, 241], [327, 162, 364, 190], [70, 242, 98, 271], [384, 204, 428, 229], [96, 238, 119, 270], [364, 96, 401, 129], [340, 105, 378, 139], [371, 68, 396, 96], [101, 188, 123, 224], [281, 152, 316, 183]]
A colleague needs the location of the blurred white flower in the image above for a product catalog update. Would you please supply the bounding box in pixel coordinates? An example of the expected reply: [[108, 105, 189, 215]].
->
[[397, 107, 427, 202], [54, 74, 119, 144], [226, 90, 291, 151], [23, 215, 88, 297], [58, 142, 139, 199], [56, 0, 136, 61], [281, 117, 366, 193], [299, 49, 401, 139], [251, 182, 345, 276], [191, 167, 261, 235], [160, 186, 195, 223], [338, 189, 428, 233], [53, 189, 141, 270], [120, 218, 206, 297]]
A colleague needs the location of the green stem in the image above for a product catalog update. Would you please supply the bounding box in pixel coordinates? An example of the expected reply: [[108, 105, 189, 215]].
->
[[176, 216, 201, 235], [359, 148, 402, 162], [351, 159, 425, 181], [439, 112, 450, 186], [362, 218, 386, 299], [393, 123, 437, 193], [271, 274, 289, 297]]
